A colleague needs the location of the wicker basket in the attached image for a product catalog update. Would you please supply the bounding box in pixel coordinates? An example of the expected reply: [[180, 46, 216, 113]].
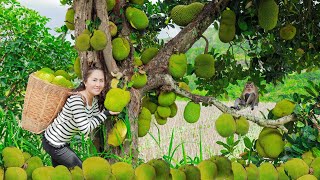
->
[[21, 73, 71, 134]]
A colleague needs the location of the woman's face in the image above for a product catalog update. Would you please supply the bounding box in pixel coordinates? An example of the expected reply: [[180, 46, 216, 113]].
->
[[84, 70, 105, 96]]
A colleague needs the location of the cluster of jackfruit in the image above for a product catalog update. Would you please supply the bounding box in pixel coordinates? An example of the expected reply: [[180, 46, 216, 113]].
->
[[104, 88, 131, 112], [107, 119, 128, 147], [258, 0, 279, 31], [34, 67, 74, 89], [280, 24, 297, 40], [219, 9, 236, 43], [256, 127, 284, 159], [125, 7, 149, 30], [75, 29, 108, 51], [170, 2, 204, 26], [215, 113, 250, 137], [271, 99, 296, 118], [194, 54, 215, 79], [168, 53, 187, 79]]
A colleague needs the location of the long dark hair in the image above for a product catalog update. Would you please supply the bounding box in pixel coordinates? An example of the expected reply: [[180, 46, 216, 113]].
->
[[72, 67, 107, 111]]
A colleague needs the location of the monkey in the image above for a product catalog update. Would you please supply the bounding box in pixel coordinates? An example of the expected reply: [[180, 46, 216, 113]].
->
[[232, 82, 259, 110]]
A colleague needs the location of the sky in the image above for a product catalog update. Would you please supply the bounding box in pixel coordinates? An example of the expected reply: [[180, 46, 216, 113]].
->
[[17, 0, 179, 39]]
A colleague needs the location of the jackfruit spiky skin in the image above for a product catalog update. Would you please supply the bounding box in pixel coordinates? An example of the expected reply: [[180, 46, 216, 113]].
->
[[140, 47, 159, 65], [32, 166, 54, 180], [108, 120, 127, 147], [131, 72, 148, 88], [54, 70, 71, 80], [75, 32, 91, 51], [51, 165, 72, 180], [219, 9, 236, 43], [157, 106, 171, 118], [125, 7, 149, 30], [90, 30, 107, 51], [235, 116, 249, 135], [168, 53, 187, 78], [158, 91, 176, 107], [134, 57, 143, 66], [2, 147, 25, 168], [23, 152, 31, 161], [245, 163, 259, 180], [111, 162, 135, 180], [170, 168, 186, 180], [178, 164, 200, 180], [297, 174, 318, 180], [197, 160, 218, 179], [112, 37, 130, 61], [65, 8, 75, 30], [272, 99, 295, 117], [257, 127, 284, 158], [82, 157, 111, 180], [280, 24, 296, 40], [215, 113, 236, 137], [70, 166, 84, 180], [310, 157, 320, 179], [52, 75, 74, 89], [104, 88, 131, 112], [138, 107, 152, 137], [231, 162, 247, 180], [74, 57, 82, 79], [171, 2, 204, 26], [209, 156, 233, 178], [169, 103, 178, 118], [109, 21, 118, 37], [154, 111, 168, 125], [34, 71, 55, 83], [256, 140, 268, 157], [194, 54, 215, 79], [147, 159, 170, 180], [258, 0, 279, 31], [284, 158, 309, 179], [276, 166, 289, 180], [130, 0, 144, 5], [183, 101, 201, 123], [258, 162, 278, 180], [135, 163, 156, 180], [107, 0, 116, 11], [5, 167, 27, 180], [24, 156, 44, 179], [142, 96, 158, 114]]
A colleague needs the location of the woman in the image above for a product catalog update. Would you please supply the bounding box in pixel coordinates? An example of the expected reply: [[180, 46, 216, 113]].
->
[[42, 67, 119, 168]]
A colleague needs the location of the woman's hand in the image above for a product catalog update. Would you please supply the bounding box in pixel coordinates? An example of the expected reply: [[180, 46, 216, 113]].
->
[[109, 111, 120, 115]]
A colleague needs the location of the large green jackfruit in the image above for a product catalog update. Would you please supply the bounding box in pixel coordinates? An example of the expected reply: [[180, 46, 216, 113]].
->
[[297, 175, 318, 180], [112, 37, 130, 61], [209, 156, 233, 178], [104, 88, 131, 112], [125, 7, 149, 30], [22, 152, 31, 161], [108, 120, 127, 147], [170, 168, 186, 180], [194, 54, 215, 79], [54, 70, 71, 80], [24, 156, 43, 179], [276, 165, 289, 180], [197, 160, 218, 179], [257, 127, 284, 158], [70, 166, 83, 180], [178, 164, 200, 180], [32, 166, 54, 180], [183, 101, 201, 123], [169, 102, 178, 118], [90, 30, 107, 50], [168, 53, 188, 78], [135, 163, 156, 180], [83, 157, 111, 179], [272, 99, 295, 117], [215, 113, 236, 137], [245, 163, 259, 180], [258, 0, 279, 31], [154, 111, 168, 125], [142, 96, 158, 114], [310, 157, 320, 179], [232, 162, 247, 180], [75, 30, 91, 51], [51, 165, 72, 180], [109, 21, 118, 37], [158, 91, 176, 107], [140, 47, 159, 64], [138, 107, 152, 137], [284, 158, 309, 179], [2, 147, 25, 168], [131, 72, 147, 89], [147, 159, 170, 180], [157, 106, 171, 118], [106, 0, 116, 11], [235, 116, 249, 136], [111, 162, 135, 180], [5, 167, 27, 180], [65, 8, 75, 30], [171, 2, 204, 26], [219, 9, 236, 43], [258, 162, 278, 180], [280, 24, 296, 40]]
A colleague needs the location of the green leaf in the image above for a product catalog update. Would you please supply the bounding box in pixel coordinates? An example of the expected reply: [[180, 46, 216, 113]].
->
[[226, 136, 234, 146], [244, 137, 253, 149], [216, 141, 230, 150]]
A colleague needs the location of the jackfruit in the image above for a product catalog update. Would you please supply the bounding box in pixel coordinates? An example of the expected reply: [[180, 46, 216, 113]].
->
[[258, 162, 278, 180], [219, 9, 236, 43], [138, 107, 152, 137], [147, 159, 170, 180], [90, 30, 107, 51], [39, 67, 54, 74], [310, 157, 320, 179], [52, 75, 73, 89], [135, 163, 156, 180], [235, 116, 249, 136], [178, 164, 200, 180], [54, 70, 71, 80], [170, 168, 186, 180], [104, 88, 131, 112], [197, 160, 218, 179], [297, 174, 318, 180], [75, 31, 91, 51], [168, 53, 187, 78], [5, 167, 27, 180], [256, 140, 268, 158], [112, 37, 130, 61], [178, 82, 190, 92], [258, 0, 279, 31], [82, 157, 111, 180], [157, 106, 171, 118], [140, 47, 159, 64], [142, 96, 158, 114], [245, 163, 259, 180], [158, 91, 176, 107], [111, 162, 135, 180], [154, 111, 168, 125], [134, 57, 143, 66], [280, 24, 296, 40], [183, 101, 201, 123], [130, 0, 144, 5], [171, 2, 204, 26], [51, 165, 72, 180], [232, 162, 247, 180], [257, 127, 284, 158], [194, 54, 215, 79], [296, 48, 305, 57], [23, 152, 31, 161], [32, 166, 54, 180], [302, 151, 314, 166], [74, 57, 82, 79], [2, 147, 25, 168], [108, 120, 127, 147], [169, 102, 178, 118], [209, 156, 233, 178], [276, 165, 289, 180], [284, 158, 309, 179], [70, 166, 84, 180], [272, 99, 295, 117], [125, 7, 149, 30], [65, 8, 75, 30], [109, 21, 117, 37], [0, 167, 3, 180], [35, 71, 55, 83], [24, 156, 44, 179], [215, 113, 236, 137], [107, 0, 116, 11], [131, 72, 147, 88]]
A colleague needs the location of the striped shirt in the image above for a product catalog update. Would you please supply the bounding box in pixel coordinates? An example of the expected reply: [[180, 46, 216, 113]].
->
[[44, 94, 108, 148]]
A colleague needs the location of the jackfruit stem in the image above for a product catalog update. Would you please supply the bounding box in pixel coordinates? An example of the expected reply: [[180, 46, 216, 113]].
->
[[201, 35, 209, 54]]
